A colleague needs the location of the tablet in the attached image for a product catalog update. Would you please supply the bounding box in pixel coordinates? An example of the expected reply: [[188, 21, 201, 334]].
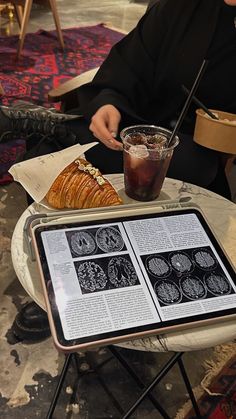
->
[[31, 206, 236, 352]]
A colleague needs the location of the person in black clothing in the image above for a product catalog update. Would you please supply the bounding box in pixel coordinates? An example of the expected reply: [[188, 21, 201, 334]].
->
[[2, 0, 236, 196], [1, 0, 236, 341]]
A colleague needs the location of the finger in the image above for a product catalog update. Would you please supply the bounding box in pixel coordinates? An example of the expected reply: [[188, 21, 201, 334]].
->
[[107, 114, 120, 138], [110, 132, 123, 150], [91, 109, 119, 140], [89, 120, 122, 149], [91, 119, 115, 142], [110, 131, 118, 138], [93, 133, 122, 151]]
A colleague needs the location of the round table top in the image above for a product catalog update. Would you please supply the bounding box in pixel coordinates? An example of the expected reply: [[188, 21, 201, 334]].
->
[[11, 175, 236, 352]]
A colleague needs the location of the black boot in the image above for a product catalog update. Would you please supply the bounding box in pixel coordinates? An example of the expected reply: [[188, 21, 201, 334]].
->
[[0, 100, 80, 145], [12, 301, 51, 343]]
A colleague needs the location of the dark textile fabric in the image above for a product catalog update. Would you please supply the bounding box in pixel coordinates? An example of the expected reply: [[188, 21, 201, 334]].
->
[[183, 354, 236, 419], [23, 1, 236, 198], [0, 140, 25, 185], [0, 24, 124, 107], [64, 0, 235, 197], [74, 0, 236, 127], [0, 24, 124, 184], [24, 118, 231, 200], [75, 0, 223, 126]]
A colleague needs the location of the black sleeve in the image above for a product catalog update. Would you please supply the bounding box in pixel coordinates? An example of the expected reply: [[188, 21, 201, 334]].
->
[[75, 0, 170, 121]]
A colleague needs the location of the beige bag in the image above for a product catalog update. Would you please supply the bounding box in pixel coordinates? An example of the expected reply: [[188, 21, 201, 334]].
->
[[194, 109, 236, 154]]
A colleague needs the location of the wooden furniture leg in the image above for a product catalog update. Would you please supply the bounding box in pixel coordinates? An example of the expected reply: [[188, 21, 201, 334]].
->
[[0, 82, 5, 96], [48, 0, 65, 49], [15, 0, 64, 58], [17, 0, 33, 59], [13, 4, 23, 27]]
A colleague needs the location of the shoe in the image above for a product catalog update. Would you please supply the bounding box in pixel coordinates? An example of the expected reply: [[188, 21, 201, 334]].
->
[[12, 301, 51, 342], [0, 100, 80, 144]]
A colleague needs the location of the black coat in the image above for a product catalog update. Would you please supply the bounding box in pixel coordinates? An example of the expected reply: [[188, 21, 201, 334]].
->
[[25, 0, 233, 198], [76, 0, 227, 133]]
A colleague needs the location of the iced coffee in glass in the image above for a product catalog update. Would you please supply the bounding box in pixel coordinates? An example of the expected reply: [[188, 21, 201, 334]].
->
[[121, 125, 179, 201]]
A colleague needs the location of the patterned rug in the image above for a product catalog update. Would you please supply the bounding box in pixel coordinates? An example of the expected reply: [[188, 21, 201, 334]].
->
[[0, 24, 124, 184], [176, 344, 236, 419]]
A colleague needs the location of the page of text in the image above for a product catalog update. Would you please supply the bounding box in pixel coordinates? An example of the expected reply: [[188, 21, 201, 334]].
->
[[124, 213, 236, 321], [41, 222, 160, 340]]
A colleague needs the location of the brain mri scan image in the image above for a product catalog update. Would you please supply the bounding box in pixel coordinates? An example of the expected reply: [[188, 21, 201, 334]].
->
[[154, 280, 182, 305], [180, 276, 207, 300], [169, 252, 193, 274], [193, 249, 217, 270], [76, 261, 107, 292], [70, 231, 96, 256], [146, 255, 171, 278], [96, 227, 124, 253], [108, 256, 138, 287], [205, 273, 231, 296]]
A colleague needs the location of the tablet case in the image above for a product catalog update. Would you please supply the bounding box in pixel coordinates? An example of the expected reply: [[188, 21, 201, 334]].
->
[[28, 201, 236, 352]]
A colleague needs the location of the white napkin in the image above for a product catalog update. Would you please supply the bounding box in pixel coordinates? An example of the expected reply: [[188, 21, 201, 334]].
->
[[9, 142, 98, 203]]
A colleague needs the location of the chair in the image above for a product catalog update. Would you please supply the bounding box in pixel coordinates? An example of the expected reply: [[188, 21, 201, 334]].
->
[[0, 0, 64, 58], [48, 69, 236, 183], [48, 67, 99, 112]]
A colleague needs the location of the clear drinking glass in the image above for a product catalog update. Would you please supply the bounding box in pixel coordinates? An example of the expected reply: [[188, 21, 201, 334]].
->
[[120, 125, 179, 201]]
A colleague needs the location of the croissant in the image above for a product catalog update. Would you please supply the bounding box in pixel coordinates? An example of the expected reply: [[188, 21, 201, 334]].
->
[[45, 157, 123, 209]]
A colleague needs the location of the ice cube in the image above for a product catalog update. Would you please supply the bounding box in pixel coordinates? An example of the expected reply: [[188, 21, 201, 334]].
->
[[129, 154, 144, 170], [146, 134, 168, 149], [128, 145, 148, 170], [129, 144, 149, 158]]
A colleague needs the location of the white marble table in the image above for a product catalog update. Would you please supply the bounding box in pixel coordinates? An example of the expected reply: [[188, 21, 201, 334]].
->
[[11, 175, 236, 352]]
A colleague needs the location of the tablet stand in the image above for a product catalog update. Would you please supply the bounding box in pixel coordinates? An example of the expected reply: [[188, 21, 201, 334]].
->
[[45, 348, 201, 419]]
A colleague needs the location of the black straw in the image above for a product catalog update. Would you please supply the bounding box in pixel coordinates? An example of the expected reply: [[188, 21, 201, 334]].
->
[[182, 85, 219, 120], [168, 59, 209, 145]]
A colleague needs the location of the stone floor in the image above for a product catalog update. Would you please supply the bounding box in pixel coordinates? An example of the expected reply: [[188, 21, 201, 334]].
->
[[0, 0, 148, 35], [0, 1, 235, 418]]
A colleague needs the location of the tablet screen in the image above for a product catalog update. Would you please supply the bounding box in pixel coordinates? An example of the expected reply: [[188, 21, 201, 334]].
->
[[34, 208, 236, 348]]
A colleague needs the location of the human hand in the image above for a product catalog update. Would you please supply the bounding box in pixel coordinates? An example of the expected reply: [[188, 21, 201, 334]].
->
[[89, 105, 123, 150]]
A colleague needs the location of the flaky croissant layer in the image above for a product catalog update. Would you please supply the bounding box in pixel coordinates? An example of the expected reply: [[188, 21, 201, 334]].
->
[[45, 158, 123, 209]]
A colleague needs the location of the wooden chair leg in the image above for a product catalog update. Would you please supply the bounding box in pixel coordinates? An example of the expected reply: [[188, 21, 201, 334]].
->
[[13, 4, 23, 27], [17, 0, 33, 59], [0, 82, 5, 96], [48, 0, 65, 49]]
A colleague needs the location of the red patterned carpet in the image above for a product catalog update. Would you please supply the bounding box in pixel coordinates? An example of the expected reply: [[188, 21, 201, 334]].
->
[[0, 24, 124, 184], [181, 351, 236, 419], [0, 24, 124, 106]]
